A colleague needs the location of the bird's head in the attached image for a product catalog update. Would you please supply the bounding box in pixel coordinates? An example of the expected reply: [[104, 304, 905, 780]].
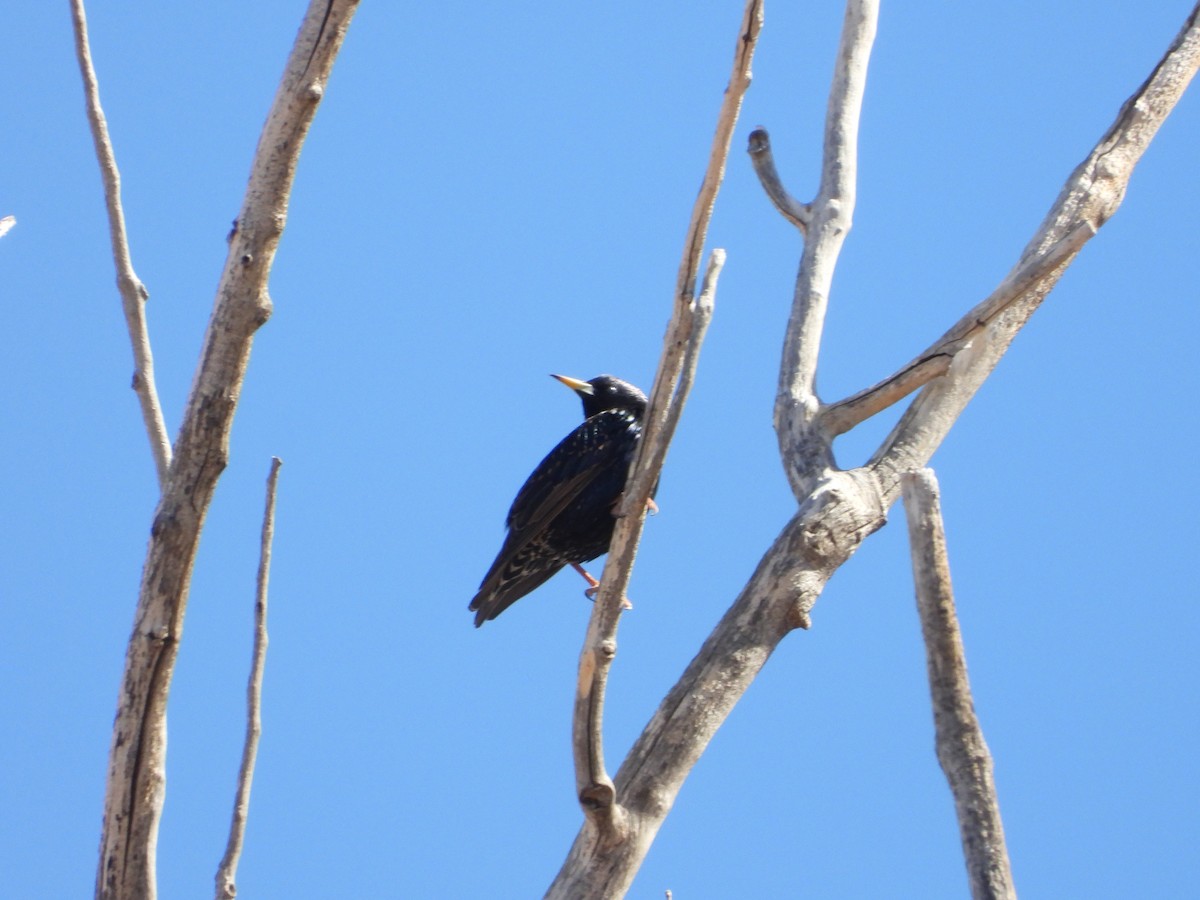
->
[[551, 374, 648, 420]]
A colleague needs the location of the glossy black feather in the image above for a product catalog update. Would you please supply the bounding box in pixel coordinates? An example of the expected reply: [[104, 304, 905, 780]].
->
[[469, 375, 647, 627]]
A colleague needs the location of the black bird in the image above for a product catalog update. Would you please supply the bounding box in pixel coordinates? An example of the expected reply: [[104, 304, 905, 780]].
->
[[469, 374, 649, 627]]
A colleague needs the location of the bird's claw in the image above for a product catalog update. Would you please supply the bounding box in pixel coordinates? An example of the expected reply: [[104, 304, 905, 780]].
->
[[584, 585, 633, 610]]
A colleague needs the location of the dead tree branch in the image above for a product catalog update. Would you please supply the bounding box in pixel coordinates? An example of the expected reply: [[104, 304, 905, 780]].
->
[[871, 4, 1200, 499], [571, 251, 720, 830], [747, 127, 811, 231], [215, 458, 281, 900], [902, 469, 1015, 900], [820, 221, 1093, 437], [773, 0, 878, 499], [551, 0, 760, 891], [551, 0, 1198, 895], [94, 5, 360, 899], [70, 0, 171, 488]]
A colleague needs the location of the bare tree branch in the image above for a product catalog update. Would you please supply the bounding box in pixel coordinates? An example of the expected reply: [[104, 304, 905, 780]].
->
[[551, 1, 760, 891], [0, 215, 15, 239], [549, 5, 872, 895], [773, 0, 878, 499], [69, 0, 172, 489], [215, 457, 281, 900], [819, 221, 1093, 437], [570, 250, 721, 827], [553, 469, 887, 898], [870, 4, 1200, 500], [747, 127, 811, 231], [821, 352, 953, 438], [94, 5, 360, 899], [902, 469, 1015, 900], [553, 1, 1198, 895]]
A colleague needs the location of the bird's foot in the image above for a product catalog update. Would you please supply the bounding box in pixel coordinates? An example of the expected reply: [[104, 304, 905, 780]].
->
[[586, 587, 634, 610], [609, 493, 660, 517], [571, 562, 601, 590], [573, 563, 633, 609]]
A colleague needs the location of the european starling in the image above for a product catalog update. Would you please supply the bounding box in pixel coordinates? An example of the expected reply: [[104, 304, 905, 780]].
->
[[469, 374, 649, 627]]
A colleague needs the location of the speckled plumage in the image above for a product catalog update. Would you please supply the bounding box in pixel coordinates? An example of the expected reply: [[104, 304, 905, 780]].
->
[[469, 375, 648, 627]]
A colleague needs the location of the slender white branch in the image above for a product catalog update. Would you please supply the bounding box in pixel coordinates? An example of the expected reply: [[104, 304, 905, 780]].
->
[[774, 0, 879, 499], [215, 458, 281, 900], [665, 0, 763, 309], [902, 469, 1015, 900], [0, 215, 15, 239], [95, 6, 360, 899], [69, 0, 172, 489]]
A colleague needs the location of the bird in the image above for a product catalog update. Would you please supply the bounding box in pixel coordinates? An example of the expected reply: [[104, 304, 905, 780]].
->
[[469, 374, 650, 628]]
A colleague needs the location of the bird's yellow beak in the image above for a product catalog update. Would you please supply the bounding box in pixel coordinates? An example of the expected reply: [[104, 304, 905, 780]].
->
[[551, 374, 593, 395]]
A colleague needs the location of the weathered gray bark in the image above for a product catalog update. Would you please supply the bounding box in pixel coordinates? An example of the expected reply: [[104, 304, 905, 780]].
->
[[566, 0, 760, 848], [547, 2, 1200, 896], [70, 0, 171, 487], [89, 4, 360, 899], [903, 469, 1015, 900]]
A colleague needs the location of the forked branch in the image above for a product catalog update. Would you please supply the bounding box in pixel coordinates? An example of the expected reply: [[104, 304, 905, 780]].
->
[[94, 5, 360, 899], [553, 2, 1199, 897], [772, 0, 878, 498], [557, 0, 761, 882]]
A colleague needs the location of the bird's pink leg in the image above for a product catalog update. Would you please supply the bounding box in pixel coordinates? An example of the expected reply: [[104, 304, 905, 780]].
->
[[570, 562, 601, 593], [570, 563, 633, 610]]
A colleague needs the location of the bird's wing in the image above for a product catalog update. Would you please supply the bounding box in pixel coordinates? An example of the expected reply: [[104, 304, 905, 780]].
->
[[505, 410, 633, 537], [469, 536, 564, 627]]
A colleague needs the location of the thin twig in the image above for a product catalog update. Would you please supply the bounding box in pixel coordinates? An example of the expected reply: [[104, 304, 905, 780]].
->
[[821, 353, 954, 437], [820, 220, 1092, 437], [95, 5, 360, 899], [215, 458, 281, 900], [562, 0, 760, 859], [634, 250, 722, 500], [667, 0, 763, 308], [901, 469, 1015, 900], [747, 127, 811, 231], [69, 0, 172, 489], [0, 215, 15, 239]]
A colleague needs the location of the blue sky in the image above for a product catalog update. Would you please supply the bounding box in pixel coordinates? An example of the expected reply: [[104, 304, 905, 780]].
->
[[3, 2, 1198, 897]]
